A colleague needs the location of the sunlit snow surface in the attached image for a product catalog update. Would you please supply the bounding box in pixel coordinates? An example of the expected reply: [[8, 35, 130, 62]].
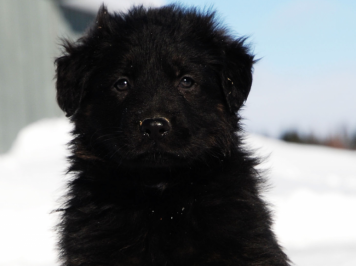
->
[[0, 118, 355, 266]]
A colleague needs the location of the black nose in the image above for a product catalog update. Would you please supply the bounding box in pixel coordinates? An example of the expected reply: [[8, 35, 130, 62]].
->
[[140, 118, 171, 140]]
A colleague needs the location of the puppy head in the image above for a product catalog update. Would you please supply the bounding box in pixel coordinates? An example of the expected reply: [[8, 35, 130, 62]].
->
[[55, 5, 255, 166]]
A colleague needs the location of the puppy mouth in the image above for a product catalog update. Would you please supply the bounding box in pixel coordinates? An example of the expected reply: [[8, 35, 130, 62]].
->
[[129, 149, 186, 168], [121, 133, 192, 167], [136, 138, 173, 155]]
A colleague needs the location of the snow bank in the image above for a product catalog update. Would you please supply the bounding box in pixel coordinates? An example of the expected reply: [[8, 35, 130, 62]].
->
[[0, 118, 355, 266], [0, 119, 72, 266], [245, 134, 356, 265]]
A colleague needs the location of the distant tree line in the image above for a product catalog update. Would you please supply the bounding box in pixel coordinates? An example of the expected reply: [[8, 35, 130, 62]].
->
[[280, 130, 356, 150]]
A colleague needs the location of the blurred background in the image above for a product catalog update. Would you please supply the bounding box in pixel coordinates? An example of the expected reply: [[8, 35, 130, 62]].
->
[[0, 1, 355, 266]]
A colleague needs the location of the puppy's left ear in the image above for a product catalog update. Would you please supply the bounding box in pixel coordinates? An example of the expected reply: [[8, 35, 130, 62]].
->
[[221, 38, 255, 113]]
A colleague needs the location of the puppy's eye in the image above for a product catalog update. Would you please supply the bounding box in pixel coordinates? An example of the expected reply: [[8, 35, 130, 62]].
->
[[114, 78, 130, 91], [179, 77, 195, 89]]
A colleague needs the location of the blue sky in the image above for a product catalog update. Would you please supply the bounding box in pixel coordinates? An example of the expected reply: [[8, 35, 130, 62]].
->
[[164, 0, 356, 136]]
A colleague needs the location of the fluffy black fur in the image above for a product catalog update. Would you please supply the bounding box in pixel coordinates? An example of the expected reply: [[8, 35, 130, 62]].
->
[[55, 5, 290, 266]]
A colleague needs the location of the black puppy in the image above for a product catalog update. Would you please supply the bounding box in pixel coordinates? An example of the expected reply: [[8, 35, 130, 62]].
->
[[55, 5, 290, 266]]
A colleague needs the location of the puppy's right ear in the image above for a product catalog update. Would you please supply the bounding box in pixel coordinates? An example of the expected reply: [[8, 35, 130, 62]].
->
[[55, 44, 86, 117], [55, 5, 110, 117]]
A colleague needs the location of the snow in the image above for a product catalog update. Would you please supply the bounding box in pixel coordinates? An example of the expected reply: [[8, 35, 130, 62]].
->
[[0, 118, 355, 266], [0, 119, 72, 266], [245, 135, 356, 265]]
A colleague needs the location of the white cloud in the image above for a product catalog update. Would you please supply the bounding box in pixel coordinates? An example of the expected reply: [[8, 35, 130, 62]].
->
[[62, 0, 164, 13], [243, 61, 356, 137]]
